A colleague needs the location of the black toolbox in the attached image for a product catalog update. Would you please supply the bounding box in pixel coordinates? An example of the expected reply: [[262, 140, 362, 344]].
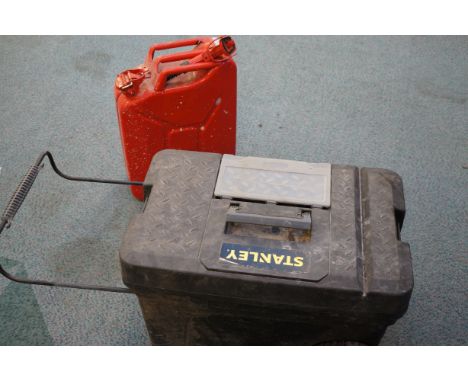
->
[[119, 149, 413, 345]]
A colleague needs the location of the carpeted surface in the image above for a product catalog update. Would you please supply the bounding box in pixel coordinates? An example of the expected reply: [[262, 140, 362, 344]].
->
[[0, 36, 466, 345]]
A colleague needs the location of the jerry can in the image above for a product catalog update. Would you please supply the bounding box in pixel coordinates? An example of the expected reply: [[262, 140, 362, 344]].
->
[[115, 36, 237, 200]]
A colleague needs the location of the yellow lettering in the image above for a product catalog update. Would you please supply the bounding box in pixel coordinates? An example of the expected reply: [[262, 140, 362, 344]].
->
[[226, 249, 237, 260], [294, 257, 304, 267], [250, 251, 259, 262], [273, 254, 284, 265], [283, 256, 294, 266], [238, 250, 249, 261], [259, 253, 271, 263]]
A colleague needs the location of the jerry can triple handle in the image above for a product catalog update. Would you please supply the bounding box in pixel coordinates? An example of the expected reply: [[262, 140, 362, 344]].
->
[[0, 151, 143, 294], [145, 38, 201, 67], [143, 36, 236, 92]]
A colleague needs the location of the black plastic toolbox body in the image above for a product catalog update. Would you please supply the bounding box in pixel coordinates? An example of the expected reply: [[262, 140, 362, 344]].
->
[[119, 150, 413, 345]]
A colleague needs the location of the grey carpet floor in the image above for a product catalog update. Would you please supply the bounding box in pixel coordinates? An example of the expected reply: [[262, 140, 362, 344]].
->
[[0, 36, 466, 345]]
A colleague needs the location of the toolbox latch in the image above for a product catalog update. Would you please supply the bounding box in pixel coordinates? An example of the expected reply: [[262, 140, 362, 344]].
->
[[226, 203, 311, 231]]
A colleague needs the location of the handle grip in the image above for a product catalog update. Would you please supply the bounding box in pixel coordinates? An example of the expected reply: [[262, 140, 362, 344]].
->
[[1, 163, 41, 230]]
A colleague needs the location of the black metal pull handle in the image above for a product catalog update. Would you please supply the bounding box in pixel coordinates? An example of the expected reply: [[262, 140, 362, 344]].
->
[[0, 151, 143, 294]]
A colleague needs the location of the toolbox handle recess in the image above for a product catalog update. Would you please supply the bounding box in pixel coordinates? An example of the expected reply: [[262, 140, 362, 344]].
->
[[0, 151, 143, 294], [226, 206, 312, 231]]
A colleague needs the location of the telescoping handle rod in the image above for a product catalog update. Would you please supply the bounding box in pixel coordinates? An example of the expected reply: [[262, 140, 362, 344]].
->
[[0, 151, 141, 294]]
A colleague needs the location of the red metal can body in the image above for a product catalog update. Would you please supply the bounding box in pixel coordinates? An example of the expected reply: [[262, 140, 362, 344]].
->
[[115, 36, 237, 200]]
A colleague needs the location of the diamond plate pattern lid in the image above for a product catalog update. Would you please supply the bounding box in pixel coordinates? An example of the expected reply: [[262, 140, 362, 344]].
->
[[214, 155, 331, 207]]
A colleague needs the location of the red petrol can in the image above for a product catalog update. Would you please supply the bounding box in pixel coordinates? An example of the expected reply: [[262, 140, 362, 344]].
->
[[115, 36, 237, 200]]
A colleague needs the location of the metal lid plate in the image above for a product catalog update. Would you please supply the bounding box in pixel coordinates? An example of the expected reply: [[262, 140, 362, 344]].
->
[[214, 155, 331, 207]]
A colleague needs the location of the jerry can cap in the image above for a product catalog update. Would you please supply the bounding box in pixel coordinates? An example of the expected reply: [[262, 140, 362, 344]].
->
[[206, 36, 237, 62]]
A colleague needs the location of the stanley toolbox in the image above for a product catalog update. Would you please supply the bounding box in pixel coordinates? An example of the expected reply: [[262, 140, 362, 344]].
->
[[120, 149, 414, 345], [0, 149, 413, 345]]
